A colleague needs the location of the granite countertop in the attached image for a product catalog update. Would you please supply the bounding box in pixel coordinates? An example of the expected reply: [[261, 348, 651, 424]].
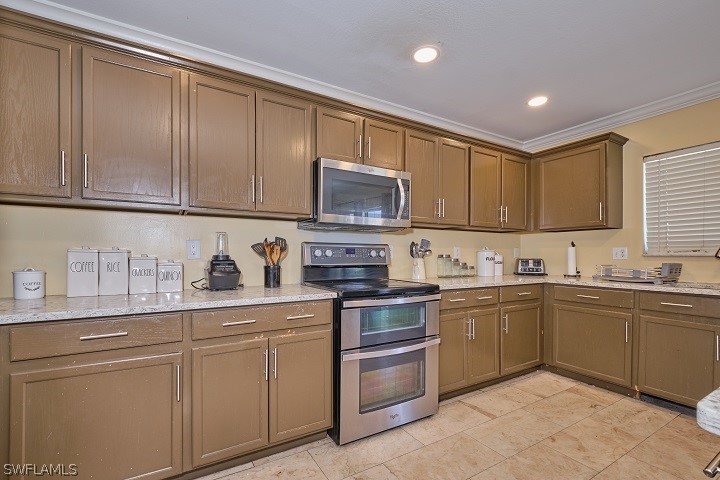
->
[[698, 389, 720, 436], [0, 284, 336, 325]]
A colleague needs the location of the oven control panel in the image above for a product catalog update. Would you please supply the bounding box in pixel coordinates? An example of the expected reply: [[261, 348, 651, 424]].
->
[[302, 242, 390, 266]]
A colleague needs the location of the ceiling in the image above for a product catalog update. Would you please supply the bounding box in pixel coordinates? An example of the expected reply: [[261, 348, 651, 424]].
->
[[6, 0, 720, 150]]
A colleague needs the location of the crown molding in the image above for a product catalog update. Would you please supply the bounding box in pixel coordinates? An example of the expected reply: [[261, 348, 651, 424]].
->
[[2, 0, 522, 149], [522, 81, 720, 152]]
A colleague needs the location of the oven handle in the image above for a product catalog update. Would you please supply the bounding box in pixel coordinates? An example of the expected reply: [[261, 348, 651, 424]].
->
[[341, 337, 440, 362], [343, 293, 441, 309]]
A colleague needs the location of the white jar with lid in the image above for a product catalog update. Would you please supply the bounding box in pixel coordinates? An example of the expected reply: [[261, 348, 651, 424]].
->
[[99, 247, 130, 295], [129, 254, 157, 294], [13, 268, 46, 299], [67, 246, 99, 297], [494, 252, 504, 276], [157, 260, 183, 293], [476, 247, 495, 277]]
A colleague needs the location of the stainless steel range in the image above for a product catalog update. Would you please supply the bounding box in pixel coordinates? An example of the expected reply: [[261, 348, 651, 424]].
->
[[301, 242, 440, 445]]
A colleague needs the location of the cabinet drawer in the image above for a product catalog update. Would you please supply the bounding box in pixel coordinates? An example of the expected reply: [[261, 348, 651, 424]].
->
[[10, 314, 183, 361], [440, 288, 498, 310], [554, 286, 633, 308], [192, 301, 332, 340], [500, 284, 542, 303], [639, 292, 717, 317]]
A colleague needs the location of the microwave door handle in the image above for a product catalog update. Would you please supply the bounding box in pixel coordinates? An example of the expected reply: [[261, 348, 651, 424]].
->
[[341, 337, 440, 362], [396, 179, 406, 220]]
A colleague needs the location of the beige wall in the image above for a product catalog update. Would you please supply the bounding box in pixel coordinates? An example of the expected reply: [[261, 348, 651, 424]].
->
[[520, 98, 720, 283], [3, 98, 720, 297], [0, 204, 516, 297]]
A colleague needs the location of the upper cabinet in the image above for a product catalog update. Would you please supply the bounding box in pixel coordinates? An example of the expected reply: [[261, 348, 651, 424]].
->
[[316, 106, 404, 170], [533, 133, 628, 231], [82, 47, 181, 205], [405, 130, 469, 227], [0, 25, 71, 198], [189, 74, 256, 211], [470, 146, 528, 231]]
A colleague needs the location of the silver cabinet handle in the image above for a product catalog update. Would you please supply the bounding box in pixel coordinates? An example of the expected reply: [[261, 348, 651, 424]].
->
[[599, 202, 603, 221], [251, 174, 256, 202], [504, 206, 508, 223], [367, 136, 371, 159], [259, 176, 263, 203], [264, 349, 269, 381], [83, 153, 89, 188], [222, 319, 256, 327], [472, 318, 476, 340], [477, 296, 494, 300], [625, 321, 629, 343], [503, 314, 509, 334], [273, 347, 277, 379], [448, 298, 466, 302], [498, 206, 504, 224], [660, 302, 693, 308], [466, 318, 473, 339], [442, 198, 445, 218], [79, 331, 128, 341], [704, 450, 720, 477], [359, 134, 363, 158], [517, 292, 532, 296], [286, 314, 315, 320], [342, 337, 441, 362], [716, 335, 719, 362], [176, 365, 181, 402], [60, 150, 66, 186], [435, 199, 441, 217], [577, 294, 600, 299]]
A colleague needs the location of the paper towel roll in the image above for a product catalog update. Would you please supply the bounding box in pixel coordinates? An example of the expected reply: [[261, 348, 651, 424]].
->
[[567, 244, 577, 275]]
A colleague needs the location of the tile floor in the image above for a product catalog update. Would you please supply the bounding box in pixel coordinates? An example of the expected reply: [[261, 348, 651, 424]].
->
[[196, 371, 719, 480]]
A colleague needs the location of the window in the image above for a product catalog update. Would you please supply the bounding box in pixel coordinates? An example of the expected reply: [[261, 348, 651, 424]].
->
[[643, 140, 720, 256]]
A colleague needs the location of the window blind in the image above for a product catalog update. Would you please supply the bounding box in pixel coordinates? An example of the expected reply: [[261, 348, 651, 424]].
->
[[643, 141, 720, 256]]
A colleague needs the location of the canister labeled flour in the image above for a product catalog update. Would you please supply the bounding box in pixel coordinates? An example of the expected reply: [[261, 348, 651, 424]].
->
[[67, 246, 99, 297], [99, 247, 130, 296], [476, 247, 495, 277]]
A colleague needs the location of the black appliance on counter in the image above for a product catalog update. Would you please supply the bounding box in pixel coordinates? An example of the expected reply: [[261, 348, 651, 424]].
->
[[205, 232, 241, 290], [302, 242, 440, 445]]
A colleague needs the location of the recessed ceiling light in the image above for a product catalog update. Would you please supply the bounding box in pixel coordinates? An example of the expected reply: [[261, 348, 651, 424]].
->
[[528, 96, 548, 107], [413, 46, 439, 64]]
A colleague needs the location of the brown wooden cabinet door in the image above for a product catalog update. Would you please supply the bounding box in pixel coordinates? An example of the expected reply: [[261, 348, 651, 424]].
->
[[316, 106, 362, 163], [501, 154, 528, 230], [82, 47, 181, 205], [538, 143, 606, 230], [405, 129, 439, 224], [364, 119, 404, 170], [469, 146, 501, 229], [189, 74, 255, 211], [256, 91, 313, 215], [553, 304, 632, 387], [191, 338, 268, 467], [269, 329, 332, 444], [9, 353, 182, 480], [439, 311, 468, 394], [467, 308, 500, 385], [0, 26, 71, 198], [638, 315, 720, 406], [500, 303, 541, 376], [438, 138, 469, 226]]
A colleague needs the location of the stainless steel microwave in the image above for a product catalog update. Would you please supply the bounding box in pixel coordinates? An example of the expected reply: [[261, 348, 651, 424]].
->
[[298, 158, 411, 231]]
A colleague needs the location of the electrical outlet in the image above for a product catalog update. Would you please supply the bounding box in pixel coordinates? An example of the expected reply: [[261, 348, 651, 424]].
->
[[513, 247, 520, 259], [612, 247, 628, 260], [453, 246, 461, 259], [186, 239, 201, 260]]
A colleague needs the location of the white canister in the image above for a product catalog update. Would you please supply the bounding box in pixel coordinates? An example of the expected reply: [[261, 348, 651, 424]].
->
[[13, 268, 46, 299], [67, 246, 99, 297], [129, 254, 157, 294], [476, 247, 495, 277], [157, 260, 183, 293], [494, 252, 504, 276], [99, 247, 130, 296]]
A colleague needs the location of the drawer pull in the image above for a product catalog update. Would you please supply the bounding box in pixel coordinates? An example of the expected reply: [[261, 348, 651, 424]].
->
[[448, 298, 466, 302], [516, 292, 532, 296], [660, 302, 693, 308], [79, 331, 128, 341], [476, 296, 494, 300], [286, 314, 315, 320], [577, 294, 600, 299], [222, 319, 257, 327]]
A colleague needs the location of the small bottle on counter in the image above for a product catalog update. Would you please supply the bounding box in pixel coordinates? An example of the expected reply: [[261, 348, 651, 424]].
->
[[436, 254, 448, 277], [460, 262, 469, 276], [467, 266, 476, 276], [451, 258, 461, 277]]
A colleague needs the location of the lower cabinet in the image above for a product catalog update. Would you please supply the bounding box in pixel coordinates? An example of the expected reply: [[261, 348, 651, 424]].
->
[[9, 352, 183, 480], [500, 303, 542, 376], [637, 314, 720, 406]]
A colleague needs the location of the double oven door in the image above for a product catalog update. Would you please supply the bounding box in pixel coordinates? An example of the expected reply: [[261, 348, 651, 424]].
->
[[338, 293, 440, 444]]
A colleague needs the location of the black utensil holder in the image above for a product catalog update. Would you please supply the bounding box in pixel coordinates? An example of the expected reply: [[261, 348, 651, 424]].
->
[[264, 265, 281, 288]]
